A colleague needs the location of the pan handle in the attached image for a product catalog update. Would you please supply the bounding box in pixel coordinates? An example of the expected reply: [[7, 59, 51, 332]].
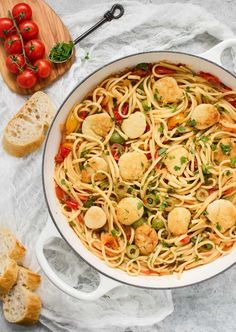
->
[[199, 38, 236, 66], [36, 220, 119, 301]]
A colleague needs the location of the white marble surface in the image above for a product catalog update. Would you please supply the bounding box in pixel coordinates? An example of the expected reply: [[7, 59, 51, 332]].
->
[[1, 0, 236, 331]]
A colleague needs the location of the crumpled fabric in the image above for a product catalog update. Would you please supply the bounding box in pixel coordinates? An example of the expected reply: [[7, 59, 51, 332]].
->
[[0, 1, 235, 331]]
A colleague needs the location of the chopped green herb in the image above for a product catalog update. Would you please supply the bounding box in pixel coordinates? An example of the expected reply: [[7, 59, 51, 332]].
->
[[127, 187, 133, 194], [79, 163, 85, 170], [137, 201, 143, 210], [142, 100, 151, 112], [154, 93, 158, 101], [49, 41, 74, 62], [180, 156, 187, 165], [187, 119, 197, 127], [84, 52, 90, 60], [202, 164, 211, 175], [203, 210, 209, 216], [185, 86, 192, 92], [111, 229, 119, 237], [199, 135, 209, 142], [167, 187, 175, 194], [230, 157, 236, 167], [174, 165, 181, 171], [220, 143, 232, 155], [190, 236, 197, 245], [83, 197, 94, 208], [211, 143, 217, 151], [189, 147, 194, 154], [69, 221, 76, 227], [177, 126, 186, 133], [80, 150, 89, 158], [136, 63, 149, 71], [171, 105, 177, 113], [216, 223, 222, 231], [159, 148, 167, 156], [159, 201, 168, 211], [225, 170, 231, 176], [158, 124, 164, 133], [61, 179, 66, 186], [160, 241, 172, 248]]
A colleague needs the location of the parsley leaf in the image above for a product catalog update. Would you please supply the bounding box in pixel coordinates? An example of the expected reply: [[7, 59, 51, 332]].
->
[[49, 41, 74, 62], [69, 221, 76, 227], [211, 143, 217, 151], [199, 135, 209, 142], [174, 165, 181, 171], [83, 197, 94, 208], [111, 229, 119, 237], [160, 241, 172, 248], [180, 156, 187, 165], [61, 179, 66, 186], [137, 201, 143, 210], [159, 148, 167, 156], [187, 119, 197, 127], [230, 157, 236, 167], [158, 124, 164, 133], [220, 143, 232, 155], [159, 201, 168, 211], [216, 223, 222, 231], [136, 63, 149, 71], [84, 52, 90, 60], [142, 100, 151, 112], [202, 164, 211, 175], [177, 126, 186, 133]]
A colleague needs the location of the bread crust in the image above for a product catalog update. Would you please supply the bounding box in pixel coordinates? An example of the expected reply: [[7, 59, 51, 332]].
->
[[3, 285, 42, 325], [0, 258, 18, 296], [18, 267, 41, 291], [0, 228, 26, 262], [3, 91, 54, 157]]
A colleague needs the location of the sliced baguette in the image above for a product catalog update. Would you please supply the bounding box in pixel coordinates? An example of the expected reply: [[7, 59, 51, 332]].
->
[[3, 284, 41, 325], [18, 267, 41, 291], [0, 256, 18, 296], [0, 228, 26, 262], [3, 91, 55, 157]]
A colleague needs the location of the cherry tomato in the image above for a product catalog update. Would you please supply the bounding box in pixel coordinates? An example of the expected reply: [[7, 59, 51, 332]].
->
[[34, 59, 52, 78], [12, 3, 32, 23], [25, 39, 45, 61], [78, 110, 88, 120], [55, 143, 72, 163], [0, 18, 15, 39], [199, 71, 221, 85], [223, 188, 234, 196], [180, 236, 190, 244], [113, 103, 129, 123], [19, 20, 38, 41], [4, 34, 22, 54], [155, 66, 176, 75], [55, 185, 67, 202], [16, 69, 37, 89], [5, 54, 25, 74], [65, 199, 79, 210]]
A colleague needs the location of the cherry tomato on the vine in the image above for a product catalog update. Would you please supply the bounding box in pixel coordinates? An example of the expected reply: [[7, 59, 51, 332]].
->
[[6, 54, 25, 74], [4, 34, 22, 54], [34, 59, 52, 78], [16, 68, 37, 89], [25, 39, 45, 60], [19, 20, 38, 41], [0, 18, 15, 39], [12, 3, 32, 23]]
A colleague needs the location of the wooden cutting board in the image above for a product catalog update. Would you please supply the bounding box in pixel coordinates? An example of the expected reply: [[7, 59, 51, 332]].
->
[[0, 0, 75, 95]]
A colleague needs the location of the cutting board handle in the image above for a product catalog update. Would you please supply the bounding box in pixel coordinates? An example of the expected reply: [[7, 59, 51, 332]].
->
[[73, 4, 124, 45]]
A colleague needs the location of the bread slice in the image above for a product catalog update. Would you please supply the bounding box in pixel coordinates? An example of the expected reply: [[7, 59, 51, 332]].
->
[[18, 267, 41, 291], [0, 228, 26, 262], [3, 91, 55, 157], [3, 284, 41, 325], [0, 256, 18, 296]]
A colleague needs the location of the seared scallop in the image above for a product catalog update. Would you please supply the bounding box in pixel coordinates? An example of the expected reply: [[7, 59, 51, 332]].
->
[[206, 199, 236, 232], [121, 112, 146, 139], [164, 147, 189, 176], [214, 138, 236, 164], [168, 207, 191, 235], [190, 104, 220, 130], [84, 206, 107, 229], [118, 151, 148, 181], [116, 197, 144, 225], [81, 156, 108, 183], [82, 113, 113, 139], [135, 224, 158, 255], [156, 77, 182, 103]]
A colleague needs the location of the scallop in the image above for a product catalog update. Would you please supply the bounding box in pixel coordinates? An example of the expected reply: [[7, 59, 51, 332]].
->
[[121, 112, 146, 139], [116, 197, 144, 225], [168, 207, 191, 235], [164, 147, 189, 176], [206, 199, 236, 232], [118, 151, 148, 181], [81, 156, 108, 183], [156, 77, 183, 103], [84, 206, 107, 229], [190, 104, 220, 130], [214, 138, 236, 164], [82, 113, 113, 139]]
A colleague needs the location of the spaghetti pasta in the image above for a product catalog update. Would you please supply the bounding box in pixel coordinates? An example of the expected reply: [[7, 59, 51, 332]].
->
[[54, 61, 236, 277]]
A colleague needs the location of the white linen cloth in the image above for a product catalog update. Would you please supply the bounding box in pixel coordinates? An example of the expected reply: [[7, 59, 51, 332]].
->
[[0, 1, 235, 331]]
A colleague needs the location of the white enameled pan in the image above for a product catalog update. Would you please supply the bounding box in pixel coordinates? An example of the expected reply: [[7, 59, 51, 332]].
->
[[36, 39, 236, 300]]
